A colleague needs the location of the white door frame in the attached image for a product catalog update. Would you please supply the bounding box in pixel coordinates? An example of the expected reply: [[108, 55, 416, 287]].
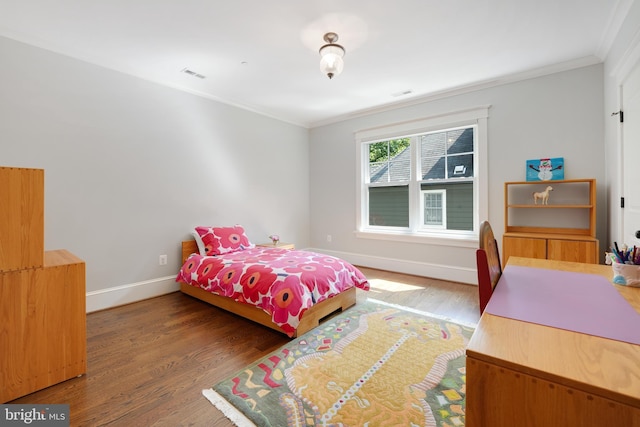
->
[[611, 32, 640, 242]]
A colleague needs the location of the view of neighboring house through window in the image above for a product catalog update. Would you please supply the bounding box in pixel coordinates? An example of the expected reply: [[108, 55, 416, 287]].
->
[[419, 127, 474, 231], [356, 106, 489, 243], [368, 138, 411, 227], [364, 125, 476, 234]]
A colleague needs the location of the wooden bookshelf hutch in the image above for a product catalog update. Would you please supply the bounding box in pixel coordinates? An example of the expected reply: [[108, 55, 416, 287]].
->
[[0, 166, 86, 403], [502, 178, 599, 265]]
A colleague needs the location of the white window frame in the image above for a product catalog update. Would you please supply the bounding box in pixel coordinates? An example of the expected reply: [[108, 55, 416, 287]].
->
[[421, 189, 447, 229], [355, 106, 490, 248]]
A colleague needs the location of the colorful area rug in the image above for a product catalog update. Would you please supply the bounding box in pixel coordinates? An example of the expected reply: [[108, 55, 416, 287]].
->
[[203, 299, 475, 427]]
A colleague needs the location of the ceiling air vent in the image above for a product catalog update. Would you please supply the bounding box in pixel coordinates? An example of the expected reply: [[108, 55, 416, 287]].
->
[[181, 68, 206, 79], [391, 89, 413, 97]]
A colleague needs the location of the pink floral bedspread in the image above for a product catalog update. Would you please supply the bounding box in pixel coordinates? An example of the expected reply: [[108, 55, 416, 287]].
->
[[176, 247, 369, 336]]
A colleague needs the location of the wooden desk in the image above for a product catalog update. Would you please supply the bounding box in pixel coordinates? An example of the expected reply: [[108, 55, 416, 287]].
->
[[466, 257, 640, 427]]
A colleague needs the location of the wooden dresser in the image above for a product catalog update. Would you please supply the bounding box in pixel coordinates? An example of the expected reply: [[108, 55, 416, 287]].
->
[[0, 167, 86, 403]]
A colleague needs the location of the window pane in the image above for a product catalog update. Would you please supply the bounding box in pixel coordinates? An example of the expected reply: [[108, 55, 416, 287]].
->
[[368, 186, 409, 227], [421, 156, 446, 180], [389, 158, 410, 182], [420, 133, 446, 180], [447, 153, 474, 178], [368, 139, 410, 183], [421, 133, 446, 157], [421, 127, 475, 180], [421, 182, 473, 231], [369, 161, 388, 183], [446, 128, 474, 154]]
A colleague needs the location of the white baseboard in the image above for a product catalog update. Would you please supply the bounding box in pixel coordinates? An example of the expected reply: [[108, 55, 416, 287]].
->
[[305, 247, 477, 285], [86, 276, 180, 313], [86, 250, 476, 313]]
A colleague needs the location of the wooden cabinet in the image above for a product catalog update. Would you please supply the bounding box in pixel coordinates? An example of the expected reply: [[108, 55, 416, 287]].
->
[[0, 167, 86, 403], [503, 179, 599, 265], [502, 234, 547, 260], [547, 238, 599, 263], [0, 167, 44, 271]]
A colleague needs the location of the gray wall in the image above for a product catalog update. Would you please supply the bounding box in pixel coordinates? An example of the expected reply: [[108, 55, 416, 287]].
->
[[309, 64, 605, 283], [0, 36, 310, 307]]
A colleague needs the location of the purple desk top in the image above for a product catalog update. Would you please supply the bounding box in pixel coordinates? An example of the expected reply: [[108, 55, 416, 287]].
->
[[485, 265, 640, 345]]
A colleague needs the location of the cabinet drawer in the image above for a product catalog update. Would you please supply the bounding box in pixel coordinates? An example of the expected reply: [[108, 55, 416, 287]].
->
[[503, 236, 547, 264], [547, 239, 599, 264]]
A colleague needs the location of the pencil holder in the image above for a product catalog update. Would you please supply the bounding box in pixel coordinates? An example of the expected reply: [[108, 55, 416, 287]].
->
[[612, 262, 640, 287]]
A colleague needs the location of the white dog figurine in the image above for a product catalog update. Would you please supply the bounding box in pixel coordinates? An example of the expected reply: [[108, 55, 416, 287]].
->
[[533, 186, 553, 205]]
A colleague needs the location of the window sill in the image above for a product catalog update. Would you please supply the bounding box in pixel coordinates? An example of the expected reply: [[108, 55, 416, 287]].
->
[[354, 230, 478, 248]]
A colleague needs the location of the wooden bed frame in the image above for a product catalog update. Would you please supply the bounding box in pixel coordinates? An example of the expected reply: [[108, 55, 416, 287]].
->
[[179, 240, 356, 337]]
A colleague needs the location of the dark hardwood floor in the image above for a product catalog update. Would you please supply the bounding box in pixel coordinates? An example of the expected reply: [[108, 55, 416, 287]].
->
[[10, 267, 479, 426]]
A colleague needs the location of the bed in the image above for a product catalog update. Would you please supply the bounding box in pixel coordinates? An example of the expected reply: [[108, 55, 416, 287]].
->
[[176, 226, 369, 337]]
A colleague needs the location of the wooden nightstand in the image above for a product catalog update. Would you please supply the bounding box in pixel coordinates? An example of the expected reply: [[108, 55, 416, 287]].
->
[[257, 242, 295, 250]]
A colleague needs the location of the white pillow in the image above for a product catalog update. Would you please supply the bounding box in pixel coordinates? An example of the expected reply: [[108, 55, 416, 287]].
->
[[192, 230, 206, 256]]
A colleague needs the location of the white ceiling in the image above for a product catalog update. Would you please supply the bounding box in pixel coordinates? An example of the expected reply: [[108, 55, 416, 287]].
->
[[0, 1, 632, 127]]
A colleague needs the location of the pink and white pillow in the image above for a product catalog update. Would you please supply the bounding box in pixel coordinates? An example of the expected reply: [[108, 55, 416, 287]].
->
[[194, 225, 254, 256]]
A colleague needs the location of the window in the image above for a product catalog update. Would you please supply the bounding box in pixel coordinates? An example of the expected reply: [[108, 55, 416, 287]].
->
[[421, 189, 446, 228], [366, 126, 474, 231], [356, 106, 489, 245]]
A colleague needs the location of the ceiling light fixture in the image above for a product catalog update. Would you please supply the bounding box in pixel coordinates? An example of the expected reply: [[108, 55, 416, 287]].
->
[[319, 32, 345, 79]]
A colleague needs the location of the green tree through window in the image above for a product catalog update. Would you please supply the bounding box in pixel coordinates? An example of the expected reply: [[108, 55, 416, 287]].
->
[[369, 138, 410, 163]]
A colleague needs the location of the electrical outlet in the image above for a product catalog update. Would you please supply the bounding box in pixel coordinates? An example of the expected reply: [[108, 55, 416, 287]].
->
[[159, 255, 167, 265], [327, 235, 332, 242]]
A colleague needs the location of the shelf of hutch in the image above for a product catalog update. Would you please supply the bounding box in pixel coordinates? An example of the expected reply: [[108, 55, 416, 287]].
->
[[0, 166, 86, 403], [503, 178, 599, 264]]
